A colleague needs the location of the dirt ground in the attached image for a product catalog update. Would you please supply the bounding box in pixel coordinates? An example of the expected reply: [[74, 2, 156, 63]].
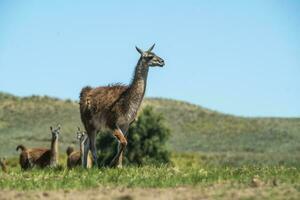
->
[[0, 182, 299, 200]]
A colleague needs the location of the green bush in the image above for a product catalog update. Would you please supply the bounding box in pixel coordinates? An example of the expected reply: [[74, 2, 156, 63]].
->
[[96, 106, 171, 166]]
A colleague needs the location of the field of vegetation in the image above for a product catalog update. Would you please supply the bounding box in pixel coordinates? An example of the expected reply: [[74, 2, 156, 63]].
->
[[0, 92, 300, 199], [1, 154, 300, 199]]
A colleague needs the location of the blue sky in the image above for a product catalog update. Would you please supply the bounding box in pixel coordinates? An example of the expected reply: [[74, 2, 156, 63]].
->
[[0, 0, 299, 117]]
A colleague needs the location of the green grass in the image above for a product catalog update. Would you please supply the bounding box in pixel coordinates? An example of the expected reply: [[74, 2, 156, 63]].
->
[[1, 166, 299, 190], [1, 154, 300, 190]]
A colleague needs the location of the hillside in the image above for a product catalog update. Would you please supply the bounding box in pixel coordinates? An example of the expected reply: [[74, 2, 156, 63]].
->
[[0, 92, 300, 164]]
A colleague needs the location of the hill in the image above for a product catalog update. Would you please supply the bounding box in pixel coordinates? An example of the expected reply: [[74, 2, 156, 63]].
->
[[0, 92, 300, 165]]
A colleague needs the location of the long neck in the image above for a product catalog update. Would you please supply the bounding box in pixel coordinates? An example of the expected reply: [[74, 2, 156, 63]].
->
[[80, 137, 90, 166], [50, 136, 58, 166], [80, 137, 89, 157], [127, 57, 149, 106]]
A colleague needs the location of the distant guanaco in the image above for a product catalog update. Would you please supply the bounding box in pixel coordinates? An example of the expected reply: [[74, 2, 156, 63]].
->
[[16, 125, 61, 170], [66, 127, 92, 169]]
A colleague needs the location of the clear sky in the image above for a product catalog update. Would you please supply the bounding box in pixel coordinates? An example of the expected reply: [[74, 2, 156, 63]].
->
[[0, 0, 299, 117]]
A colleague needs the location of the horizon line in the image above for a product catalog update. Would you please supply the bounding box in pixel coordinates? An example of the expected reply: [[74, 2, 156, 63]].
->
[[1, 90, 299, 119]]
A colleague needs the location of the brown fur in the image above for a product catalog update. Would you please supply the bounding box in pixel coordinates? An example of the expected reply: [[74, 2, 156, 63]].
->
[[79, 45, 164, 168], [80, 85, 128, 129], [66, 146, 75, 156], [67, 151, 93, 169], [16, 125, 60, 170], [67, 150, 81, 168], [17, 147, 51, 169]]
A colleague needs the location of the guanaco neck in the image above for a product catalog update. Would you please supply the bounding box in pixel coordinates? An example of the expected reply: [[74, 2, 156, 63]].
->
[[50, 136, 58, 166], [125, 57, 149, 113], [80, 136, 89, 157], [80, 136, 90, 166]]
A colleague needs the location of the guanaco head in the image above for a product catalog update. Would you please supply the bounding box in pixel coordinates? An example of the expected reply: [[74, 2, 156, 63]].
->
[[50, 124, 61, 139], [76, 127, 88, 144], [76, 127, 90, 157], [136, 44, 165, 67]]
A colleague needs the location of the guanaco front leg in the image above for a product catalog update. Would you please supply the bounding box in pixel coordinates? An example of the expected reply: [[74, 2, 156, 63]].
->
[[110, 128, 127, 168]]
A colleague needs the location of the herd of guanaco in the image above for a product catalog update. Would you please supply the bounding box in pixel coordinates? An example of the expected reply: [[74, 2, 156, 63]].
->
[[0, 125, 93, 172], [0, 45, 164, 173], [0, 124, 93, 172]]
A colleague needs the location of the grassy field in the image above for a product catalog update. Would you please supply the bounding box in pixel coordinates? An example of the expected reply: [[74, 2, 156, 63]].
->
[[1, 92, 300, 199], [2, 155, 300, 190], [1, 154, 300, 199]]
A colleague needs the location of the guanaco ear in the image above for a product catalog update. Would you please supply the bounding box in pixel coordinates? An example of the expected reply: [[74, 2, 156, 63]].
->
[[77, 127, 81, 131], [147, 43, 155, 52], [57, 124, 61, 130], [50, 126, 53, 131], [135, 46, 143, 55]]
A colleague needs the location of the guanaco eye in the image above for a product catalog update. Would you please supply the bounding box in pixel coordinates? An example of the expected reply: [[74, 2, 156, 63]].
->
[[146, 55, 154, 59]]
